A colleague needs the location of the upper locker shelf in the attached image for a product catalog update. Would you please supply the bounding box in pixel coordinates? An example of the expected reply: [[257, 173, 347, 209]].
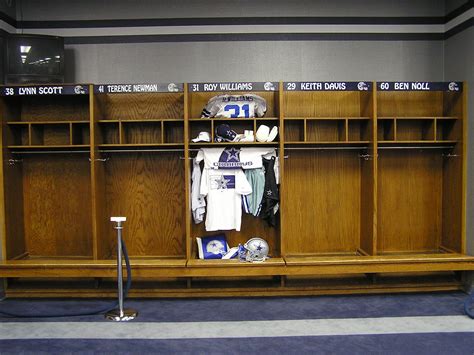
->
[[93, 82, 185, 149], [1, 84, 91, 150], [283, 81, 374, 147], [376, 81, 464, 146], [187, 81, 280, 147]]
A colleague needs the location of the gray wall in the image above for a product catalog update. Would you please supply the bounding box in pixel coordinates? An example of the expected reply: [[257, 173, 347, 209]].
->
[[66, 41, 444, 84], [445, 27, 474, 288]]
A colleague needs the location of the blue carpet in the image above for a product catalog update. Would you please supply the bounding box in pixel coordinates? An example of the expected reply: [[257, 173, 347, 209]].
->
[[0, 292, 473, 354], [1, 334, 474, 355], [0, 292, 468, 322]]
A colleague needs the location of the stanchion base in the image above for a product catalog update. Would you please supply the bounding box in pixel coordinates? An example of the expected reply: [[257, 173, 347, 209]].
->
[[105, 308, 138, 322]]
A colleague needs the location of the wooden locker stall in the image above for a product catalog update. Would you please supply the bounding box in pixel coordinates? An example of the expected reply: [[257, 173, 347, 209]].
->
[[0, 85, 93, 264], [281, 82, 375, 258], [91, 84, 187, 262], [376, 82, 466, 256]]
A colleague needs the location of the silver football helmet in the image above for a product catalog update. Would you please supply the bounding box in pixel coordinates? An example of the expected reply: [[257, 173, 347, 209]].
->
[[244, 237, 269, 263]]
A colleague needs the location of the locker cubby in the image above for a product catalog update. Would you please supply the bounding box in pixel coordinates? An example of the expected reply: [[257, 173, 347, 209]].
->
[[377, 119, 395, 141], [306, 119, 345, 142], [98, 121, 120, 145], [122, 121, 162, 145], [284, 119, 304, 142], [395, 119, 435, 141], [71, 122, 90, 145], [163, 120, 184, 144], [348, 119, 370, 142], [7, 123, 29, 146]]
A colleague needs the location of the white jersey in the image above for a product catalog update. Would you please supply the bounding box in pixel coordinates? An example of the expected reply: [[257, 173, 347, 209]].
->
[[201, 94, 267, 118], [200, 168, 252, 231]]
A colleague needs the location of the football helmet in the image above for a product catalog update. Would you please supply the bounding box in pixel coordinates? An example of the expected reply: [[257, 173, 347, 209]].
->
[[244, 237, 269, 262]]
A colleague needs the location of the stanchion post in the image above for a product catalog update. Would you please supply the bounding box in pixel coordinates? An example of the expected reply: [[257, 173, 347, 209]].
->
[[105, 217, 138, 321]]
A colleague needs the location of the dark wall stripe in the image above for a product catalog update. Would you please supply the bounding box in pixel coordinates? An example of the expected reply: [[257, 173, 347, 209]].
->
[[445, 0, 474, 22], [18, 16, 447, 29], [64, 32, 445, 45], [445, 17, 474, 39], [0, 11, 16, 27]]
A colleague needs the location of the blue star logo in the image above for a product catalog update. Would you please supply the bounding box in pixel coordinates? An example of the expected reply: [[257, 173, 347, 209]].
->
[[225, 148, 240, 161]]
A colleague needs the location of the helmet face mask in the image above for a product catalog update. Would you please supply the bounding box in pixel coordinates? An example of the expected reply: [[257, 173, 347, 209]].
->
[[243, 237, 269, 263]]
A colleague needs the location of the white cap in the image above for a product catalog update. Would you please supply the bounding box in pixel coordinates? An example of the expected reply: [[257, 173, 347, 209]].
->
[[255, 125, 270, 142], [266, 126, 278, 142], [191, 131, 211, 143]]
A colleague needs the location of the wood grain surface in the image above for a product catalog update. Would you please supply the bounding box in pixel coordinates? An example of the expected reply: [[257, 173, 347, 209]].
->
[[102, 152, 186, 258], [96, 93, 184, 120], [19, 96, 90, 121], [282, 150, 361, 254], [377, 150, 442, 253], [22, 155, 93, 257], [377, 92, 443, 117]]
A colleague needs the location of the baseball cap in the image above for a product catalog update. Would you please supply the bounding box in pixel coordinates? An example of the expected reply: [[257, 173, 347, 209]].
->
[[255, 125, 270, 142], [191, 131, 211, 143], [266, 126, 278, 142], [215, 124, 237, 142]]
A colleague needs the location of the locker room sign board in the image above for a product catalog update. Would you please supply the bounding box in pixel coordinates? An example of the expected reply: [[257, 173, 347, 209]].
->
[[284, 82, 372, 91], [1, 84, 89, 96], [189, 82, 279, 92], [377, 82, 463, 91], [94, 83, 183, 94]]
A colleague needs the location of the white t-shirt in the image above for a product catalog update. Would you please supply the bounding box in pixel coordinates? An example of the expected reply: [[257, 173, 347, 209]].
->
[[200, 168, 252, 231]]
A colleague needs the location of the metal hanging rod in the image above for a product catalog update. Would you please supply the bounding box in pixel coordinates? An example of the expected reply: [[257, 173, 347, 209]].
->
[[11, 150, 90, 154], [98, 148, 185, 153], [283, 146, 367, 151], [378, 145, 454, 150]]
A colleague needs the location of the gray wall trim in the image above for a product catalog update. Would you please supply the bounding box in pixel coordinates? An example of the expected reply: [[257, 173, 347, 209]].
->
[[0, 0, 471, 30], [445, 17, 474, 38], [64, 33, 446, 45], [445, 0, 474, 21], [18, 17, 448, 29]]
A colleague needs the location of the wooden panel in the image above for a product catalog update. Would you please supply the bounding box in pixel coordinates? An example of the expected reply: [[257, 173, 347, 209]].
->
[[23, 155, 92, 257], [97, 93, 183, 120], [188, 92, 278, 118], [284, 92, 361, 117], [103, 152, 186, 258], [283, 150, 361, 254], [360, 157, 375, 255], [377, 92, 443, 117], [443, 91, 463, 117], [20, 96, 90, 121], [377, 151, 442, 253], [4, 162, 26, 259], [442, 147, 462, 252]]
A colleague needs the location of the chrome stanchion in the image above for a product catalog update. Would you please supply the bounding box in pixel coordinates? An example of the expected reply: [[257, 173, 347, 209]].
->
[[105, 217, 138, 321]]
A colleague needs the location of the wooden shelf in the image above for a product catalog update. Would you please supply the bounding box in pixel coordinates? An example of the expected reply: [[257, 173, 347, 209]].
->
[[189, 142, 278, 146], [8, 145, 90, 149], [285, 116, 370, 120], [189, 117, 279, 121], [378, 116, 458, 120]]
